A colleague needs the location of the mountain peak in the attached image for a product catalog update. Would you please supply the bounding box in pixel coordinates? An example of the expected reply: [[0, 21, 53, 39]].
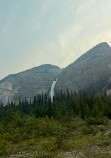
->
[[93, 42, 110, 50], [0, 64, 61, 104], [87, 42, 111, 54], [73, 42, 111, 65], [56, 41, 111, 94], [97, 42, 109, 46], [35, 64, 60, 69]]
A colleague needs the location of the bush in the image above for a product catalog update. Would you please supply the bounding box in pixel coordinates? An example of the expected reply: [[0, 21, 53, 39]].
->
[[65, 118, 86, 131], [61, 139, 74, 150], [0, 140, 8, 156], [81, 125, 98, 135], [86, 117, 108, 125], [54, 127, 67, 148]]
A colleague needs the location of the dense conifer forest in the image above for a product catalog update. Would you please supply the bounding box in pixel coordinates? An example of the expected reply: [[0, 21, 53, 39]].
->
[[0, 92, 111, 157]]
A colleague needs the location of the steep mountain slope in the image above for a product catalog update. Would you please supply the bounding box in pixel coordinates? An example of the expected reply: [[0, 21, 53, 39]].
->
[[1, 42, 111, 104], [0, 64, 61, 104], [56, 42, 111, 94]]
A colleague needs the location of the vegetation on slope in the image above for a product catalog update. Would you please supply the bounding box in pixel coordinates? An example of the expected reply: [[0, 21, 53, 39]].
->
[[0, 92, 111, 157]]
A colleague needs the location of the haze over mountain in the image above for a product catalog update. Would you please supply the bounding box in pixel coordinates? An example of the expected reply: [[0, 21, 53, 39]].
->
[[1, 42, 111, 104], [1, 0, 111, 80], [0, 64, 61, 104], [56, 42, 111, 94]]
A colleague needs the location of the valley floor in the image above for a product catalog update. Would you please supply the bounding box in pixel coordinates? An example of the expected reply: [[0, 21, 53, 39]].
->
[[1, 117, 111, 158]]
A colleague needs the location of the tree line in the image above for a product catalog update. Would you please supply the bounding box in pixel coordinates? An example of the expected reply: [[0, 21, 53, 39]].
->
[[0, 90, 111, 121]]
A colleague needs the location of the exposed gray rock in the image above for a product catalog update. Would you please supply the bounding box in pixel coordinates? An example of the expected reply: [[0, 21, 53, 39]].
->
[[56, 42, 111, 94], [0, 64, 61, 104], [1, 42, 111, 105]]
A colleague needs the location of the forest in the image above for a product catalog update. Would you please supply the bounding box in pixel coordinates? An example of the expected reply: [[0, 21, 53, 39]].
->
[[0, 91, 111, 157]]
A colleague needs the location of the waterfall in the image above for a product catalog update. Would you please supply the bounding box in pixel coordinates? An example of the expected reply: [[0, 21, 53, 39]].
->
[[50, 77, 58, 102]]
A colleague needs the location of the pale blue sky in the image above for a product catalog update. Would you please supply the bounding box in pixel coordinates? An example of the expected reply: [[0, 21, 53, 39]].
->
[[0, 0, 111, 79]]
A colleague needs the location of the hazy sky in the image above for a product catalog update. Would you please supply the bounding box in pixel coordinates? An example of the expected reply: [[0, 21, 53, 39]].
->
[[0, 0, 111, 79]]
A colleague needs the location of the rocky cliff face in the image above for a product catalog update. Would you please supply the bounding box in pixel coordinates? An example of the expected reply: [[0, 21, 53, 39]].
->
[[56, 42, 111, 94], [1, 42, 111, 105], [0, 64, 61, 104]]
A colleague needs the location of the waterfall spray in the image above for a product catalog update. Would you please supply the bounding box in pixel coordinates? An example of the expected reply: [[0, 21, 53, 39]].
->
[[50, 77, 58, 102]]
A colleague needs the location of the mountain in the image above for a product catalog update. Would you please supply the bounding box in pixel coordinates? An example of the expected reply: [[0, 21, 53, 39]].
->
[[0, 64, 61, 104], [56, 42, 111, 94], [1, 42, 111, 105]]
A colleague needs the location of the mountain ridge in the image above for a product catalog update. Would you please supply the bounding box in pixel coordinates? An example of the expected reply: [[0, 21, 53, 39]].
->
[[0, 64, 61, 104], [56, 42, 111, 94], [0, 64, 60, 82], [0, 42, 111, 104]]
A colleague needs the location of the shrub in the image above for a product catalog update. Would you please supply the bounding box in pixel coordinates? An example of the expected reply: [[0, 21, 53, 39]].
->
[[81, 125, 98, 135], [86, 117, 108, 125]]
